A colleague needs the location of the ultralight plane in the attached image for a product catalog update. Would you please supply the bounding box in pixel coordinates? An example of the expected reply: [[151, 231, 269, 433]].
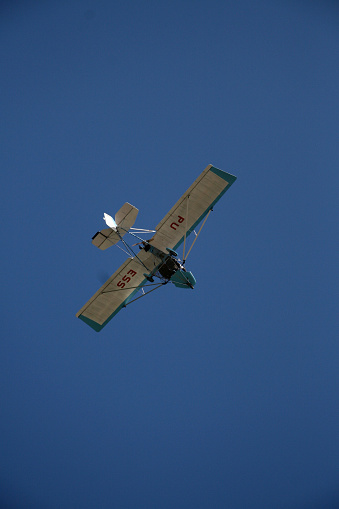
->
[[76, 164, 237, 331]]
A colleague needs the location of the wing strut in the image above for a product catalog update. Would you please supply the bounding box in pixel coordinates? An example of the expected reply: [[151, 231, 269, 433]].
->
[[102, 282, 164, 294], [182, 194, 190, 261], [123, 283, 166, 307], [118, 232, 150, 271], [183, 208, 212, 263]]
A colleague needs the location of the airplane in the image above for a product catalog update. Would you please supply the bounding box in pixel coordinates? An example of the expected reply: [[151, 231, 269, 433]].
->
[[76, 164, 237, 331]]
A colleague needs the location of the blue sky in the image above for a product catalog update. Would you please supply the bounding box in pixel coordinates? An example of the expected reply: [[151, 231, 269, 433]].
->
[[1, 1, 338, 507]]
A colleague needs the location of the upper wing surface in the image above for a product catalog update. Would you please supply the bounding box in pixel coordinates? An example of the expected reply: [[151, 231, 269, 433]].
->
[[76, 250, 161, 331], [149, 165, 237, 252]]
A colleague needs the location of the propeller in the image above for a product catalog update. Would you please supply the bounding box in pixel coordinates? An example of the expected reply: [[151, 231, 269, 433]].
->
[[131, 237, 155, 247]]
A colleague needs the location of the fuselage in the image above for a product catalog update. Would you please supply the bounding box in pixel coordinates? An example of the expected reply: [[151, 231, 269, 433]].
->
[[142, 243, 196, 289]]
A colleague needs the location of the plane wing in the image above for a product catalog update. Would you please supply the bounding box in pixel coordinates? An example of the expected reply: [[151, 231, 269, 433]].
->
[[149, 165, 237, 252], [76, 249, 161, 331]]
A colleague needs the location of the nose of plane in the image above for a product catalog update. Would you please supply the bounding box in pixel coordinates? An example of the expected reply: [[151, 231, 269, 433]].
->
[[170, 270, 196, 289]]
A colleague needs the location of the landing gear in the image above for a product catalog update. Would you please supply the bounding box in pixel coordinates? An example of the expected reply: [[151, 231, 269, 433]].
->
[[143, 273, 154, 282], [166, 247, 178, 257]]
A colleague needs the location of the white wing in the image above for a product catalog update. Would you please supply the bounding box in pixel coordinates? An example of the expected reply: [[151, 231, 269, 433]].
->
[[149, 165, 237, 252], [76, 249, 161, 331]]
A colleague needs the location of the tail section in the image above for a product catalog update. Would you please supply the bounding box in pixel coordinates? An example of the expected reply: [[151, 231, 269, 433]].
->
[[92, 203, 139, 250], [115, 203, 138, 231], [103, 213, 117, 229]]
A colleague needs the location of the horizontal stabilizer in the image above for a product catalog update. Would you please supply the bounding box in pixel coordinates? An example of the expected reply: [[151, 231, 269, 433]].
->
[[92, 228, 120, 250], [115, 203, 138, 231]]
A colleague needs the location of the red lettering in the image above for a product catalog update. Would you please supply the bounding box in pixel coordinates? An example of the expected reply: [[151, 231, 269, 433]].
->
[[118, 269, 137, 288], [171, 216, 185, 230]]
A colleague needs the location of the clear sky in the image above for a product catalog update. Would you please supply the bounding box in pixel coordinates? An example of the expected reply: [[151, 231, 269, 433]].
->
[[1, 1, 338, 508]]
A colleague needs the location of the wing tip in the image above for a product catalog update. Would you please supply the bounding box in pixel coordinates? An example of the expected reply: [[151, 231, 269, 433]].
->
[[209, 165, 237, 185], [78, 314, 104, 332]]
